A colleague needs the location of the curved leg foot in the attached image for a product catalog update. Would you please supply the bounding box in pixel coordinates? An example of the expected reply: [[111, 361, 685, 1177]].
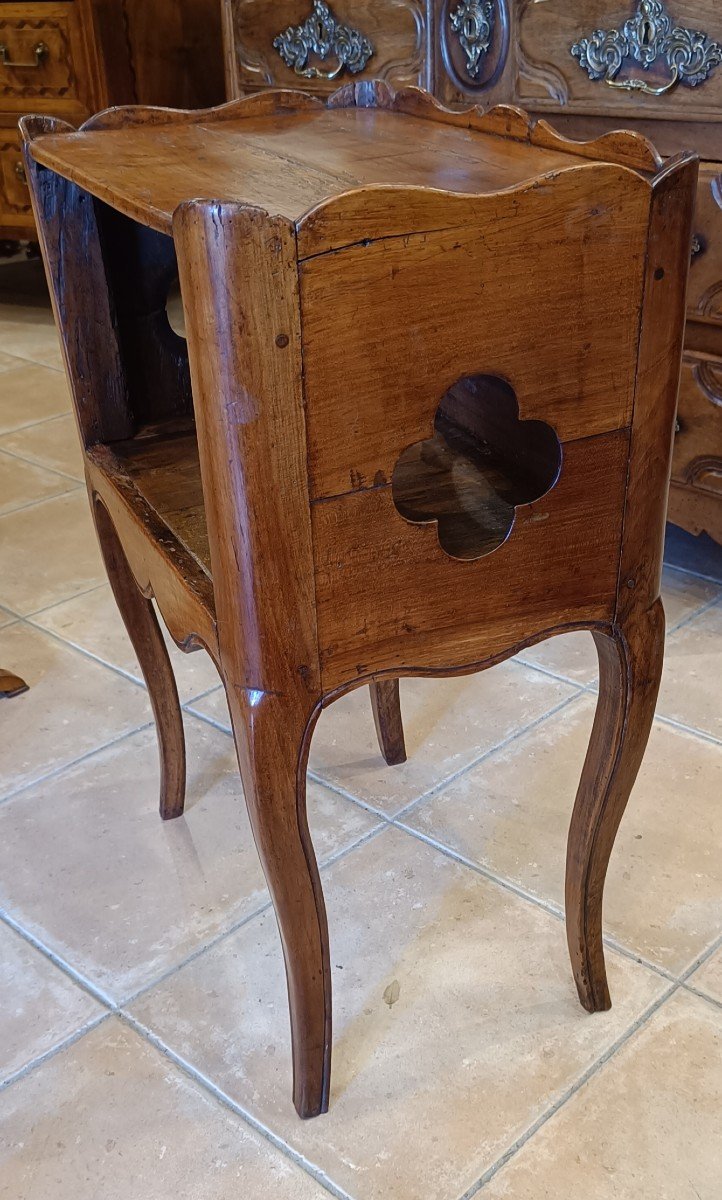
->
[[227, 685, 330, 1118], [566, 600, 665, 1012], [370, 679, 407, 766], [92, 497, 186, 821]]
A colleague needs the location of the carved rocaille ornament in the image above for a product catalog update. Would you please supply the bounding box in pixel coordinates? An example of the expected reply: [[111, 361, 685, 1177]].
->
[[273, 1, 374, 81], [571, 0, 722, 95], [449, 0, 495, 80]]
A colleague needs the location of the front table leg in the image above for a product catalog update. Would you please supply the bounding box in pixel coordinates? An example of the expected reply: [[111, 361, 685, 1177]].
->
[[566, 599, 665, 1011], [226, 685, 331, 1118]]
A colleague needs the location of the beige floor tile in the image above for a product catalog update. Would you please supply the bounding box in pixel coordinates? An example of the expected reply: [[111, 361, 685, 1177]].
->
[[0, 605, 16, 628], [660, 564, 721, 629], [0, 349, 24, 371], [656, 601, 722, 739], [0, 922, 103, 1083], [0, 1019, 329, 1200], [0, 449, 78, 514], [0, 719, 378, 1001], [482, 990, 721, 1200], [34, 584, 221, 703], [516, 630, 598, 686], [404, 696, 722, 974], [0, 623, 152, 798], [0, 490, 104, 614], [0, 306, 64, 369], [0, 413, 84, 480], [688, 946, 722, 1005], [191, 667, 576, 815], [130, 827, 665, 1200], [514, 568, 720, 689], [0, 362, 71, 433]]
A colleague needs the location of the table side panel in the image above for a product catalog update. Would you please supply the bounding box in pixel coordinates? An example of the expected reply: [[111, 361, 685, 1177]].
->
[[312, 429, 628, 688], [299, 164, 651, 501]]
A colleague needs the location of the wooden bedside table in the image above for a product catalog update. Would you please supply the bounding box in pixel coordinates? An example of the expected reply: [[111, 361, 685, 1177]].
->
[[22, 83, 696, 1117]]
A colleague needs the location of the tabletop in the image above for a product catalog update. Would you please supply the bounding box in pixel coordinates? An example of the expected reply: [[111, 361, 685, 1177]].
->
[[27, 102, 618, 237]]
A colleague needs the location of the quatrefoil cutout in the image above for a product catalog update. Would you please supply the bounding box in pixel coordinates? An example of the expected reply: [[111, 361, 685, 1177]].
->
[[391, 374, 562, 561]]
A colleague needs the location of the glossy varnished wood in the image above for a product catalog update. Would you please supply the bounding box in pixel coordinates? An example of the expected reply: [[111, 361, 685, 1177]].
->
[[23, 85, 697, 1120], [26, 86, 662, 236]]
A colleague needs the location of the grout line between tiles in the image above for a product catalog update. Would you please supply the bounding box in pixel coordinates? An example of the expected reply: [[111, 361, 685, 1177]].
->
[[0, 720, 154, 808], [665, 591, 721, 637], [181, 703, 231, 736], [19, 614, 154, 691], [653, 712, 722, 747], [461, 929, 722, 1197], [118, 1011, 358, 1200], [392, 690, 585, 820], [0, 1012, 112, 1093], [19, 582, 107, 620], [676, 930, 722, 984], [0, 907, 118, 1008], [390, 822, 679, 985], [0, 347, 64, 373], [681, 982, 722, 1011], [459, 979, 681, 1200], [121, 822, 388, 1011], [0, 441, 84, 486], [662, 560, 722, 587], [0, 483, 84, 519]]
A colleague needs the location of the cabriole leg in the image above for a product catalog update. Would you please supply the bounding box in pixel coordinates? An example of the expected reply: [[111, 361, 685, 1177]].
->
[[92, 496, 186, 820], [566, 600, 665, 1010]]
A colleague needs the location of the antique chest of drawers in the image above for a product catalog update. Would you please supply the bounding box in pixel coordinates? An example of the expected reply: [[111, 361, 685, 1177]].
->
[[223, 0, 722, 544], [0, 0, 134, 239], [0, 0, 224, 241]]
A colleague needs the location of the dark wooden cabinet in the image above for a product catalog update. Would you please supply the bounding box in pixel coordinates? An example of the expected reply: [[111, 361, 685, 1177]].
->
[[0, 0, 224, 240], [222, 0, 722, 544]]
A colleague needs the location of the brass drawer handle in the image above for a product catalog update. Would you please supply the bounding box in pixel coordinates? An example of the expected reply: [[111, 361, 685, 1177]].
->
[[273, 1, 373, 81], [571, 1, 722, 95], [14, 161, 27, 184], [0, 40, 48, 68]]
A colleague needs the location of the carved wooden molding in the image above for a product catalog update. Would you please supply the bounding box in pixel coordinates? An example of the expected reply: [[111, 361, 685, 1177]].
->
[[516, 0, 569, 105]]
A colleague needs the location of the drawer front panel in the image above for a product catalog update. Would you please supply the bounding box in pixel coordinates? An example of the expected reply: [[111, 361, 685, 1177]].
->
[[515, 1, 722, 122], [223, 0, 428, 96], [0, 129, 33, 231], [688, 164, 722, 325], [672, 352, 722, 496], [0, 2, 86, 115]]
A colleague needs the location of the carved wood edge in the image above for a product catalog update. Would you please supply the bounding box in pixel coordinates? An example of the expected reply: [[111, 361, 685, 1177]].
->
[[327, 81, 664, 174], [20, 80, 662, 175], [86, 450, 219, 663], [295, 161, 654, 260], [318, 619, 615, 707]]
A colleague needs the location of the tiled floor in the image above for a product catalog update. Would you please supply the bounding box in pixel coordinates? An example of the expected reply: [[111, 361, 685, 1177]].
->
[[1, 283, 721, 1199]]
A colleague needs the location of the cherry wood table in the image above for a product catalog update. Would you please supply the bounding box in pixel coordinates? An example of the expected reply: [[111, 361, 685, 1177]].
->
[[21, 83, 696, 1118]]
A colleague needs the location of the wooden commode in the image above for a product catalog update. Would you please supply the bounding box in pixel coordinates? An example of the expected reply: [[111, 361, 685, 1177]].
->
[[21, 83, 697, 1118]]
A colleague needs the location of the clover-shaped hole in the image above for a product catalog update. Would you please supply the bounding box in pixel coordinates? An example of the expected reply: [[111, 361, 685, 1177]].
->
[[391, 374, 561, 561]]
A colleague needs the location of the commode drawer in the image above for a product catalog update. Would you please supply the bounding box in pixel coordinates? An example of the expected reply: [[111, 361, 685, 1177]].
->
[[0, 127, 33, 232], [514, 2, 722, 123], [0, 2, 89, 118], [222, 0, 429, 96]]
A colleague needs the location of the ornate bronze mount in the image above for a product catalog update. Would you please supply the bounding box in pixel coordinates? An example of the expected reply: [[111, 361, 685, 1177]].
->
[[449, 1, 495, 80], [571, 0, 722, 96], [273, 1, 373, 81]]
